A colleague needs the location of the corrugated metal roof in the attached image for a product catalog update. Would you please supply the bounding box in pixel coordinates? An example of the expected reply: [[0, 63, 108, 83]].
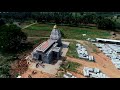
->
[[96, 38, 120, 43], [34, 39, 55, 52]]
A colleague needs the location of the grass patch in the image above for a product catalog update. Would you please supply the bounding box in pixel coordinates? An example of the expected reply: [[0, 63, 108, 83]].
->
[[31, 38, 48, 45], [23, 29, 51, 37], [84, 41, 100, 53], [57, 59, 81, 77], [67, 41, 79, 58], [60, 60, 81, 72], [23, 23, 111, 40], [20, 21, 34, 28], [26, 24, 52, 31], [93, 48, 98, 53], [56, 72, 65, 78]]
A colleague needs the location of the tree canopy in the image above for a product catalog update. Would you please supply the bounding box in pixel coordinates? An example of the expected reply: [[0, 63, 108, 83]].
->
[[0, 24, 27, 52], [96, 17, 115, 30], [0, 12, 119, 30]]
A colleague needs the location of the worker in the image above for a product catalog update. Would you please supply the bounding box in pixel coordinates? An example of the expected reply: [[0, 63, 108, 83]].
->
[[103, 64, 106, 68], [42, 64, 45, 68], [27, 62, 30, 65], [32, 71, 37, 75], [28, 75, 32, 78]]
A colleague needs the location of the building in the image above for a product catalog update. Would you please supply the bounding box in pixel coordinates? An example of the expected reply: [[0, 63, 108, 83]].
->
[[96, 38, 120, 44], [31, 25, 62, 64]]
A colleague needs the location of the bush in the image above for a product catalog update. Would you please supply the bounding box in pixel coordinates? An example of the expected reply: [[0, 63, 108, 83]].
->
[[0, 62, 11, 78], [67, 42, 79, 58], [60, 30, 65, 38], [0, 18, 5, 26], [114, 22, 120, 30], [96, 17, 116, 30]]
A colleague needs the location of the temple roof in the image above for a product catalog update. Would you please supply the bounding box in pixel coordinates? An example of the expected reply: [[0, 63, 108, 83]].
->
[[53, 25, 57, 29], [50, 25, 61, 40], [34, 39, 55, 53]]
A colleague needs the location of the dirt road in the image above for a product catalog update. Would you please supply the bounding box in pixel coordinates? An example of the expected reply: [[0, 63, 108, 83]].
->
[[22, 23, 37, 29], [67, 54, 120, 78], [21, 69, 54, 78], [110, 31, 120, 40]]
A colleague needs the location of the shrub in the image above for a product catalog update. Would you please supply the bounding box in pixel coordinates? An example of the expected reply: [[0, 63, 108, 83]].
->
[[96, 17, 116, 30]]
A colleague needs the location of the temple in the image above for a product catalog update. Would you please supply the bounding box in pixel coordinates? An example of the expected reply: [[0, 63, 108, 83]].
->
[[31, 25, 62, 64]]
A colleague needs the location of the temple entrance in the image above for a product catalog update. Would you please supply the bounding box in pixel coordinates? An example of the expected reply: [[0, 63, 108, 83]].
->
[[53, 51, 57, 60], [38, 55, 42, 60]]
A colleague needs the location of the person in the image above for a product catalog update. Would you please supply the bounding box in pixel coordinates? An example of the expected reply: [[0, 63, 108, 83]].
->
[[103, 64, 106, 68], [36, 63, 40, 68], [27, 62, 30, 65], [42, 64, 45, 68], [32, 71, 37, 75], [28, 75, 32, 78]]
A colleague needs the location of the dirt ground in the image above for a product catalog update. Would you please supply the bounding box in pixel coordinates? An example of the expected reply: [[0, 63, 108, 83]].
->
[[66, 39, 120, 78], [21, 69, 55, 78], [77, 40, 100, 54], [68, 71, 87, 78], [67, 54, 120, 78], [110, 31, 120, 40], [66, 40, 120, 78]]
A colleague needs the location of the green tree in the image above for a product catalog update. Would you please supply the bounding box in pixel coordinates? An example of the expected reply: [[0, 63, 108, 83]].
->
[[96, 17, 115, 30], [0, 18, 5, 26], [0, 24, 27, 52], [0, 62, 11, 78]]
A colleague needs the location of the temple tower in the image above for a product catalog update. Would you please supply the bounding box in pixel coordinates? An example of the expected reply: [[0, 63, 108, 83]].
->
[[50, 25, 62, 46]]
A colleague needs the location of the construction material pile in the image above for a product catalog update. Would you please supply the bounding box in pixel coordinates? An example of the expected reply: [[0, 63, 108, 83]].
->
[[10, 59, 28, 77], [93, 43, 120, 69], [83, 67, 109, 78], [63, 72, 77, 78], [76, 43, 94, 61]]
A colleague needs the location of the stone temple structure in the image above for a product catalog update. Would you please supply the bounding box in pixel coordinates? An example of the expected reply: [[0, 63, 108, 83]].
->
[[31, 25, 62, 64]]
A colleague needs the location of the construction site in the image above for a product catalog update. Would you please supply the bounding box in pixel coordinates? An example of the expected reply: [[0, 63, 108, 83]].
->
[[18, 25, 70, 78], [2, 12, 120, 78], [65, 38, 120, 78], [15, 25, 120, 78]]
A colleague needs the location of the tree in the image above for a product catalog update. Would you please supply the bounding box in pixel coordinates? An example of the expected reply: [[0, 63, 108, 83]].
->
[[0, 18, 5, 26], [60, 30, 65, 38], [0, 24, 27, 52], [96, 17, 115, 30], [0, 62, 11, 78]]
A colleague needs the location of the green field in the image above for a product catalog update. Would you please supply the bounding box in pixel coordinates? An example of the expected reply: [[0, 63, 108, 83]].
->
[[23, 23, 111, 40]]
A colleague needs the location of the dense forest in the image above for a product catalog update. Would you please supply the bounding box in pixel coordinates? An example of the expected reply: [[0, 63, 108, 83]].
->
[[0, 12, 120, 30]]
